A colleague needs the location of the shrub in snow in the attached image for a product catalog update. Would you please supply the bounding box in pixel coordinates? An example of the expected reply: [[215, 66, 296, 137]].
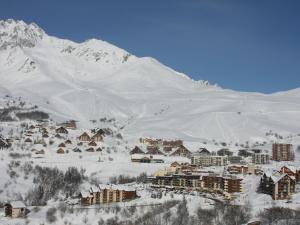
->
[[46, 207, 57, 223]]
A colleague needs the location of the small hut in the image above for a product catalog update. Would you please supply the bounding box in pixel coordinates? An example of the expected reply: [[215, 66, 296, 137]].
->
[[86, 147, 95, 152], [88, 141, 97, 146], [5, 201, 27, 218], [57, 148, 65, 154]]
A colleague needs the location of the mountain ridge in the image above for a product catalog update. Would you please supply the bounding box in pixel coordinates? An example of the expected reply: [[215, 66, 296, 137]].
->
[[0, 19, 299, 143]]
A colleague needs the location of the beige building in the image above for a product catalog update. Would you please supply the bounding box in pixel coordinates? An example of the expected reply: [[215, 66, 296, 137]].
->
[[5, 201, 26, 218], [81, 185, 137, 205], [191, 155, 228, 167]]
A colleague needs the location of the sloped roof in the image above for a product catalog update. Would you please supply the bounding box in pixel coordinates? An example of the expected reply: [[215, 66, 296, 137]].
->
[[6, 201, 26, 208]]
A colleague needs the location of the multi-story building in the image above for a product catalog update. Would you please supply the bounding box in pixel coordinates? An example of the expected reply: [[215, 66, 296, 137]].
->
[[151, 173, 242, 194], [252, 153, 270, 164], [191, 154, 228, 167], [272, 143, 294, 161], [80, 185, 137, 205]]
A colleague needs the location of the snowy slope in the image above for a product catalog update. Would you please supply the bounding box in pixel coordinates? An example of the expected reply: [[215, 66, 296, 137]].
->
[[0, 19, 300, 143]]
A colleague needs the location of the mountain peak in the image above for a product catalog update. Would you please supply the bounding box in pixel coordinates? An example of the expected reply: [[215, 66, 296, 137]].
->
[[0, 19, 44, 49]]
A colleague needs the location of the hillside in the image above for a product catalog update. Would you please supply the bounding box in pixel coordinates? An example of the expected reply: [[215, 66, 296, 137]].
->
[[0, 19, 300, 144]]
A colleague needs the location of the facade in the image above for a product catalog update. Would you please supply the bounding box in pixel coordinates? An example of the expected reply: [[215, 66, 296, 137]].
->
[[55, 126, 68, 134], [130, 146, 145, 155], [280, 166, 300, 182], [169, 145, 192, 158], [227, 165, 248, 174], [78, 132, 91, 142], [272, 143, 294, 161], [91, 133, 103, 142], [81, 185, 137, 205], [260, 172, 295, 200], [4, 201, 26, 218], [252, 153, 270, 164], [191, 155, 228, 167]]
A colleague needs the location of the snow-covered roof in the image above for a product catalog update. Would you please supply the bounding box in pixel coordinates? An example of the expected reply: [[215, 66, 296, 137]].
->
[[80, 191, 92, 198], [131, 153, 164, 160], [7, 201, 26, 208], [98, 184, 135, 192]]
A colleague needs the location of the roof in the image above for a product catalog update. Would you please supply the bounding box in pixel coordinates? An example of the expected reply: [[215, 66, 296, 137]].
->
[[80, 191, 91, 198], [98, 184, 135, 192], [6, 201, 26, 208]]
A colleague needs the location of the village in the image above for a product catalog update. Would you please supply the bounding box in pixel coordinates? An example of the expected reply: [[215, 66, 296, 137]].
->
[[0, 117, 299, 225]]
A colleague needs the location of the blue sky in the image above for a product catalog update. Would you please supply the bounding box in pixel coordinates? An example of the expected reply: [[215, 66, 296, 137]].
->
[[1, 0, 300, 93]]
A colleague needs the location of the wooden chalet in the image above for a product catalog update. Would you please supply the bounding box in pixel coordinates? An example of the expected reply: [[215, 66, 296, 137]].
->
[[35, 149, 45, 155], [58, 142, 66, 148], [56, 148, 65, 154], [88, 141, 97, 146], [24, 138, 32, 143], [65, 140, 72, 145], [169, 145, 191, 158], [130, 146, 144, 155], [146, 146, 164, 155], [61, 120, 77, 130], [42, 133, 49, 138], [78, 132, 91, 142], [73, 147, 82, 153], [91, 133, 103, 142], [86, 147, 95, 152], [56, 126, 68, 134], [280, 166, 300, 182], [96, 147, 102, 152], [5, 201, 27, 218], [80, 191, 93, 206], [163, 140, 183, 148], [260, 172, 295, 200]]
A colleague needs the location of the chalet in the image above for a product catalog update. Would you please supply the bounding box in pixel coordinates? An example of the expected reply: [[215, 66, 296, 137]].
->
[[73, 147, 82, 153], [80, 191, 93, 206], [163, 146, 173, 152], [96, 147, 102, 152], [65, 140, 72, 145], [130, 146, 145, 155], [91, 133, 103, 142], [163, 140, 183, 148], [35, 139, 46, 145], [55, 133, 62, 139], [280, 166, 300, 182], [88, 141, 97, 146], [58, 142, 66, 148], [217, 149, 233, 156], [198, 148, 210, 155], [78, 132, 91, 142], [56, 148, 65, 154], [95, 129, 105, 136], [42, 133, 49, 138], [5, 201, 27, 218], [61, 120, 77, 130], [170, 145, 192, 158], [260, 172, 295, 200], [146, 146, 164, 155], [35, 149, 45, 155], [170, 161, 181, 168], [272, 143, 294, 161], [24, 138, 32, 143], [56, 126, 68, 134], [86, 147, 95, 152]]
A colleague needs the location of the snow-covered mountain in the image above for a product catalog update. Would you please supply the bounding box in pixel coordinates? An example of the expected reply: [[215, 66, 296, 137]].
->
[[0, 19, 300, 143]]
